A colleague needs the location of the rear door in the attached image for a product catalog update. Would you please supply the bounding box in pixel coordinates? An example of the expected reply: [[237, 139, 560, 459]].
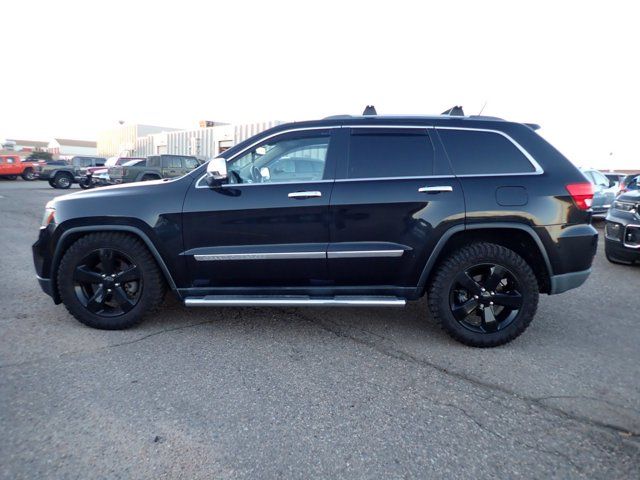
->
[[327, 126, 465, 287]]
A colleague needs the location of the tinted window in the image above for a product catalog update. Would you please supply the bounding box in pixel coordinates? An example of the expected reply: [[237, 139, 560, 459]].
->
[[227, 131, 330, 184], [591, 170, 610, 187], [147, 156, 159, 167], [348, 129, 434, 178], [438, 129, 535, 175]]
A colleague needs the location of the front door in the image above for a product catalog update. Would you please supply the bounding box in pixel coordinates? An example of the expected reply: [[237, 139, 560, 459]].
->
[[328, 126, 465, 288], [181, 128, 338, 289]]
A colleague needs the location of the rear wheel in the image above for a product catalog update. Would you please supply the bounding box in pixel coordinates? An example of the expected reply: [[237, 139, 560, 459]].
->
[[428, 242, 538, 347], [57, 232, 166, 329], [78, 177, 93, 189], [53, 172, 73, 189], [21, 168, 36, 181]]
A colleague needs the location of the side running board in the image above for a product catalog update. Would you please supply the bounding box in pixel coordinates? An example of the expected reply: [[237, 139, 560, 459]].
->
[[184, 295, 406, 307]]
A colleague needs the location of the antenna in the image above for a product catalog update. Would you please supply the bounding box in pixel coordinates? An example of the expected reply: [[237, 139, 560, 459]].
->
[[478, 101, 487, 116]]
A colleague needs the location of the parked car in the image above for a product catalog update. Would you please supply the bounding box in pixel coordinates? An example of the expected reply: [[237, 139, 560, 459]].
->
[[107, 154, 200, 184], [33, 110, 598, 347], [619, 174, 639, 194], [78, 158, 146, 189], [0, 154, 39, 180], [36, 156, 107, 189], [604, 172, 627, 193], [604, 190, 640, 264], [580, 168, 616, 216]]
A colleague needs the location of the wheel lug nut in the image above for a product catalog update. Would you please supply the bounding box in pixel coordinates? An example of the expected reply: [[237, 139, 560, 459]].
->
[[115, 283, 120, 287], [107, 288, 112, 293], [489, 301, 494, 306], [101, 274, 106, 278], [481, 288, 486, 292], [473, 295, 479, 299]]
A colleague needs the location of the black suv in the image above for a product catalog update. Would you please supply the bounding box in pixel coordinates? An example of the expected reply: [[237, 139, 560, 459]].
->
[[33, 112, 598, 347]]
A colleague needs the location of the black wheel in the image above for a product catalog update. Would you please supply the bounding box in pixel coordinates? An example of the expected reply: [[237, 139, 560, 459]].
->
[[48, 179, 56, 188], [21, 168, 36, 181], [53, 172, 73, 189], [78, 177, 93, 189], [57, 233, 166, 329], [428, 243, 538, 347]]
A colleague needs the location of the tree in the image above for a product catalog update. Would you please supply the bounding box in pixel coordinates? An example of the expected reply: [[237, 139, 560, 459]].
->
[[26, 151, 53, 161]]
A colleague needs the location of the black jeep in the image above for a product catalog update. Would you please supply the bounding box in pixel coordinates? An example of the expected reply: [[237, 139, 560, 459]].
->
[[33, 109, 598, 347]]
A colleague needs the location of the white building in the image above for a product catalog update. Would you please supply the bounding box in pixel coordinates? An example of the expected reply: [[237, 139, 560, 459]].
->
[[99, 121, 284, 159], [48, 138, 97, 159]]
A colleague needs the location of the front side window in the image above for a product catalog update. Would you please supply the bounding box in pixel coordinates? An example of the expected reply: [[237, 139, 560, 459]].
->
[[591, 171, 610, 187], [183, 157, 199, 169], [347, 129, 434, 179], [438, 129, 536, 175], [226, 132, 330, 184], [163, 157, 182, 168]]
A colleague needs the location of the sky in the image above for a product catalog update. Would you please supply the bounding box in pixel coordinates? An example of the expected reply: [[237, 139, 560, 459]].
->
[[1, 0, 639, 169]]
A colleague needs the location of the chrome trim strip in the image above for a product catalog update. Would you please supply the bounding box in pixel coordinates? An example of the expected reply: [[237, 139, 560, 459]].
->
[[623, 224, 640, 249], [435, 126, 544, 175], [327, 250, 404, 259], [194, 252, 326, 261], [184, 296, 407, 307], [335, 175, 455, 183], [195, 126, 340, 189]]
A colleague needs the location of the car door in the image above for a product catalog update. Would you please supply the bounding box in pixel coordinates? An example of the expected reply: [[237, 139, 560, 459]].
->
[[181, 128, 338, 289], [327, 126, 465, 288]]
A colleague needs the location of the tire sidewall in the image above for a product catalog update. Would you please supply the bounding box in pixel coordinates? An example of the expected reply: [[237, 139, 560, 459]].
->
[[55, 173, 72, 189], [57, 234, 163, 329], [432, 245, 538, 347]]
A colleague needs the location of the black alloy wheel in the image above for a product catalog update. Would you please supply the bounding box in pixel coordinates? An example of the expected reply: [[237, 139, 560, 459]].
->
[[72, 248, 142, 317], [449, 263, 523, 333]]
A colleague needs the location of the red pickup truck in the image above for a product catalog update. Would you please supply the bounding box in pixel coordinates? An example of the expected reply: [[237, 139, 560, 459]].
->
[[0, 154, 38, 180]]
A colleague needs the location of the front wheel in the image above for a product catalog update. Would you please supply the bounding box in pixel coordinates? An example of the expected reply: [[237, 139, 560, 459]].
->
[[57, 232, 166, 329], [22, 168, 36, 181], [428, 242, 539, 348], [53, 173, 73, 189], [78, 177, 93, 189]]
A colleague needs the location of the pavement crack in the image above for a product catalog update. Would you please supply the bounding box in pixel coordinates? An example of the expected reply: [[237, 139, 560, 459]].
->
[[287, 309, 640, 441]]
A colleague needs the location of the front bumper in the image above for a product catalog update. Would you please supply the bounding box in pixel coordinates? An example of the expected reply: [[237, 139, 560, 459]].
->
[[33, 226, 60, 303], [549, 269, 592, 294]]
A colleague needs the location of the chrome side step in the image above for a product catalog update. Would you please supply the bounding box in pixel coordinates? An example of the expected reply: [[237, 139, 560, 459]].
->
[[184, 295, 406, 308]]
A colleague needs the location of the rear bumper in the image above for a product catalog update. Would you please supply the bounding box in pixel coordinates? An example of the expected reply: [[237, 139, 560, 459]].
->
[[549, 269, 591, 294]]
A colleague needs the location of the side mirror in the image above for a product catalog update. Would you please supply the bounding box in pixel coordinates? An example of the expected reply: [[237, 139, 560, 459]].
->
[[205, 157, 227, 186]]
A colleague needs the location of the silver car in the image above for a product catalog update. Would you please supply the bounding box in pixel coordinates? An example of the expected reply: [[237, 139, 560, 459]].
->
[[581, 168, 616, 216]]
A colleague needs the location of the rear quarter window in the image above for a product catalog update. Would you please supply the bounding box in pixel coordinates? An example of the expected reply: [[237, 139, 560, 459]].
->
[[438, 129, 536, 175]]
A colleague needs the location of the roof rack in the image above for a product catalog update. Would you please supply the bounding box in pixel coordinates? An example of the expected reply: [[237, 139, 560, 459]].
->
[[362, 105, 377, 116], [441, 106, 465, 116]]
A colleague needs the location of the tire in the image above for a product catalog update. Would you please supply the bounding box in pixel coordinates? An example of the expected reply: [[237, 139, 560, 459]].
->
[[428, 242, 539, 348], [48, 179, 56, 188], [78, 177, 93, 189], [57, 232, 166, 329], [21, 168, 36, 181], [53, 172, 73, 189]]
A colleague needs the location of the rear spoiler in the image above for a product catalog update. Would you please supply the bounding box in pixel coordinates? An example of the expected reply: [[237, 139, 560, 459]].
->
[[525, 123, 541, 131]]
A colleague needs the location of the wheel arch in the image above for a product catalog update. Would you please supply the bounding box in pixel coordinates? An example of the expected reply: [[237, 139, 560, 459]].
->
[[50, 225, 179, 304], [417, 223, 553, 296]]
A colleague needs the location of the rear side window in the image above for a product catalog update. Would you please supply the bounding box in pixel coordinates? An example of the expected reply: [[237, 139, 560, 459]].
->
[[438, 129, 535, 175], [183, 157, 199, 169], [348, 129, 434, 178], [163, 157, 182, 168]]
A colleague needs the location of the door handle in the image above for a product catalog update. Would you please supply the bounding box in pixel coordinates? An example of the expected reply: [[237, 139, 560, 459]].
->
[[418, 186, 453, 193], [288, 191, 322, 199]]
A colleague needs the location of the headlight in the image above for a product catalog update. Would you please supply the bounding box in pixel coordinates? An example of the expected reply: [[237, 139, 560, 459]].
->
[[41, 202, 56, 227], [613, 201, 637, 214]]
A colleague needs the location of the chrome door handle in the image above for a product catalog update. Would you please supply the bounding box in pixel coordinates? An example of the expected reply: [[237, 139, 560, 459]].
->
[[288, 191, 322, 199], [418, 185, 453, 193]]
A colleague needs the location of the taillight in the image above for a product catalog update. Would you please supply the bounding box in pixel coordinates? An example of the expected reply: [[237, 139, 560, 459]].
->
[[566, 182, 594, 210]]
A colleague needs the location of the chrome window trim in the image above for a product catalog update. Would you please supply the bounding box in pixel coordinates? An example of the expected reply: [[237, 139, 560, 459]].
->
[[195, 126, 340, 189], [195, 123, 543, 188], [435, 126, 544, 176], [623, 224, 640, 249]]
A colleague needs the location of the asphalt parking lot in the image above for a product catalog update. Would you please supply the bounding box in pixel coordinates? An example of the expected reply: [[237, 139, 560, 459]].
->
[[1, 180, 639, 479]]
